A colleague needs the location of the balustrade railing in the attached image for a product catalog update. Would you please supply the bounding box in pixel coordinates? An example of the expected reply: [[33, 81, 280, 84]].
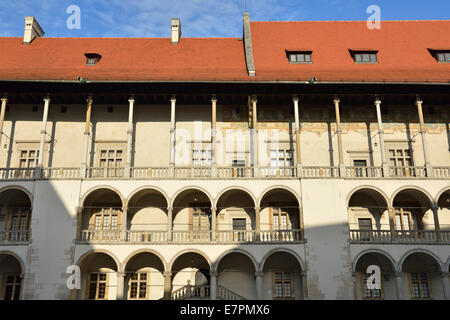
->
[[126, 230, 168, 243], [0, 165, 448, 180], [172, 284, 210, 300], [217, 286, 247, 300], [349, 229, 445, 244], [0, 230, 30, 243]]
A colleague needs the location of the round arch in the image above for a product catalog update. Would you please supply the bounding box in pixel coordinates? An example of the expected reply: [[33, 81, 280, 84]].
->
[[259, 248, 305, 272], [435, 186, 450, 207], [346, 186, 389, 208], [0, 250, 25, 274], [170, 186, 213, 209], [214, 186, 257, 209], [168, 249, 212, 272], [0, 186, 33, 205], [445, 257, 450, 273], [122, 249, 167, 273], [80, 186, 125, 208], [212, 249, 258, 273], [399, 249, 444, 273], [390, 186, 434, 208], [75, 249, 121, 272], [351, 249, 398, 273], [258, 186, 301, 208], [127, 186, 170, 208]]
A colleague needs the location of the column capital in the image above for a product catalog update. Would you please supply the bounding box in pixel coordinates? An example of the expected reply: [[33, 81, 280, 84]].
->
[[211, 95, 217, 103], [1, 96, 7, 102], [210, 271, 218, 277], [333, 97, 340, 104], [255, 271, 263, 277], [164, 271, 172, 277], [43, 95, 51, 103], [128, 95, 135, 103], [441, 272, 450, 278], [374, 97, 382, 105], [170, 95, 177, 103], [250, 95, 257, 103], [394, 272, 404, 278], [293, 96, 299, 103], [86, 96, 93, 103], [415, 97, 423, 105], [116, 271, 126, 278]]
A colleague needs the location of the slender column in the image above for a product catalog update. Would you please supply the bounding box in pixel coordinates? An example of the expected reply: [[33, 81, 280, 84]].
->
[[81, 96, 93, 178], [415, 98, 432, 177], [125, 96, 135, 178], [211, 207, 216, 241], [116, 272, 125, 300], [211, 95, 217, 163], [255, 271, 263, 300], [255, 207, 260, 241], [0, 96, 7, 147], [121, 204, 127, 242], [250, 95, 258, 167], [164, 271, 172, 300], [432, 206, 441, 242], [167, 207, 173, 241], [352, 272, 359, 300], [210, 271, 217, 300], [333, 98, 345, 176], [293, 97, 301, 166], [388, 207, 396, 240], [442, 272, 450, 300], [394, 272, 404, 300], [170, 97, 176, 172], [301, 271, 308, 300], [38, 96, 51, 170], [374, 98, 389, 177]]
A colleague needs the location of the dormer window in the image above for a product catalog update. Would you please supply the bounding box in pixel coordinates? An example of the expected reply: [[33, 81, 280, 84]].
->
[[350, 50, 378, 64], [429, 50, 450, 63], [85, 53, 102, 66], [286, 51, 312, 64]]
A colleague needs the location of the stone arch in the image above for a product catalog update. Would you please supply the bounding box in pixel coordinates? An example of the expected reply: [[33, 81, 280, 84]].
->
[[435, 187, 450, 208], [347, 186, 389, 208], [399, 249, 444, 273], [168, 249, 212, 272], [76, 249, 121, 272], [127, 186, 169, 208], [352, 249, 398, 273], [123, 249, 167, 273], [0, 186, 33, 205], [0, 250, 25, 274], [80, 186, 124, 208], [390, 186, 433, 209], [212, 249, 258, 273], [259, 247, 305, 272], [258, 185, 301, 209], [171, 186, 213, 209], [214, 186, 257, 209]]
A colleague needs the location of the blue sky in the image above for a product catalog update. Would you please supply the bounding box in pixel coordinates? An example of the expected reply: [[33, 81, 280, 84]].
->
[[0, 0, 449, 37]]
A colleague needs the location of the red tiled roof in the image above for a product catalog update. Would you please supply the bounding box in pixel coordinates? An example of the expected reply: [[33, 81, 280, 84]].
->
[[0, 37, 249, 81], [0, 20, 449, 83], [250, 20, 450, 83]]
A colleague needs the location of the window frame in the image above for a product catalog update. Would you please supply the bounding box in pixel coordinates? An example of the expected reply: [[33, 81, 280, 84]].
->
[[350, 50, 378, 64], [272, 271, 295, 300], [408, 271, 432, 299], [286, 51, 313, 64], [86, 272, 109, 300], [360, 271, 384, 300], [1, 273, 22, 300], [128, 272, 150, 300]]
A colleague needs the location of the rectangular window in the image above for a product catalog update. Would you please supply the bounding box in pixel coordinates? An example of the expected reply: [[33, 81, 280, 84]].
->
[[88, 273, 108, 300], [2, 274, 22, 300], [410, 272, 430, 299], [270, 149, 293, 169], [90, 208, 120, 233], [388, 147, 414, 176], [287, 51, 312, 64], [361, 272, 383, 299], [192, 149, 212, 166], [273, 271, 293, 299], [99, 149, 123, 168], [435, 51, 450, 63], [19, 149, 39, 168], [352, 51, 378, 64], [5, 208, 30, 241], [128, 273, 148, 300], [394, 208, 417, 237]]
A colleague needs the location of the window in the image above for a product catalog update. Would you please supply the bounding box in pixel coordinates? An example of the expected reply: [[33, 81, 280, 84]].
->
[[436, 52, 450, 63], [90, 209, 119, 231], [358, 218, 372, 241], [191, 208, 210, 231], [2, 274, 22, 300], [273, 271, 293, 299], [361, 272, 383, 299], [192, 149, 211, 166], [271, 208, 293, 241], [99, 149, 123, 168], [351, 51, 378, 64], [4, 208, 31, 241], [353, 160, 367, 167], [429, 50, 450, 63], [85, 53, 102, 65], [409, 272, 430, 299], [19, 150, 39, 168], [388, 147, 414, 176], [353, 159, 368, 177], [88, 273, 108, 300], [232, 218, 247, 241], [394, 208, 417, 234], [287, 51, 312, 64], [270, 150, 293, 168], [128, 273, 149, 300]]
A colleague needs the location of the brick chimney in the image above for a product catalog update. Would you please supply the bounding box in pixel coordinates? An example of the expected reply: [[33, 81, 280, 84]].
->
[[23, 16, 44, 44], [171, 18, 181, 44]]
